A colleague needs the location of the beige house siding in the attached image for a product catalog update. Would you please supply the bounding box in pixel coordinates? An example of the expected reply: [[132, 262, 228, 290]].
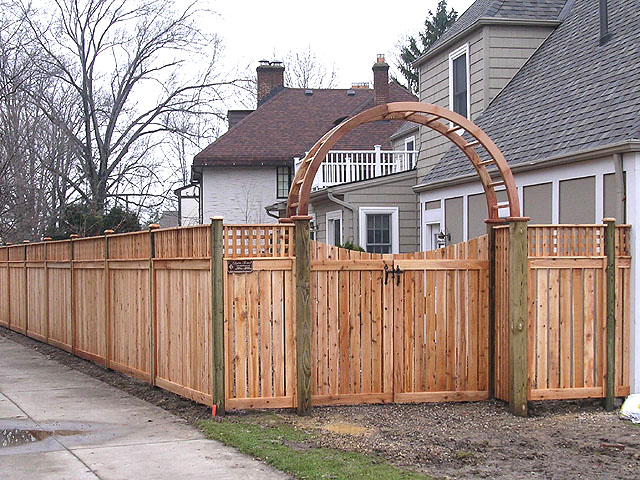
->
[[416, 29, 484, 181], [488, 25, 556, 100], [310, 172, 419, 253], [416, 24, 554, 182]]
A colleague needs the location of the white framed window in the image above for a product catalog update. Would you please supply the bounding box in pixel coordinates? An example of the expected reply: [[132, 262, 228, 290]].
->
[[448, 44, 470, 120], [309, 213, 317, 241], [326, 210, 342, 246], [404, 135, 416, 169], [359, 207, 399, 254]]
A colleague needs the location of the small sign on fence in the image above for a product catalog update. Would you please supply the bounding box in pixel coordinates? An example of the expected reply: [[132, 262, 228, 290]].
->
[[227, 259, 253, 274]]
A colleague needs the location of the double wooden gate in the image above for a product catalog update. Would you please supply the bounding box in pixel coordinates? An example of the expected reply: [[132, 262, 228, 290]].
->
[[309, 238, 490, 406], [222, 231, 490, 409]]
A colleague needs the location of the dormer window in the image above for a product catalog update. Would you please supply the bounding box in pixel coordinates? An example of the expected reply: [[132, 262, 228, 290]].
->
[[449, 44, 470, 119]]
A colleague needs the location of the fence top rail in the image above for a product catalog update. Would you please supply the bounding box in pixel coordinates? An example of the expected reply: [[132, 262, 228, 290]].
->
[[149, 224, 210, 234], [106, 230, 150, 239], [223, 223, 294, 228]]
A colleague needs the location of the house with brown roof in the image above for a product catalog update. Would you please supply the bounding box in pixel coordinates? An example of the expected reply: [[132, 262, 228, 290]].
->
[[190, 57, 417, 227]]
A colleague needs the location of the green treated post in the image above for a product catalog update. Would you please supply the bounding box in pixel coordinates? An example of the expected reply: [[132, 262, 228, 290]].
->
[[509, 218, 529, 417], [293, 215, 312, 416], [211, 217, 225, 415], [604, 218, 617, 410], [149, 224, 160, 386]]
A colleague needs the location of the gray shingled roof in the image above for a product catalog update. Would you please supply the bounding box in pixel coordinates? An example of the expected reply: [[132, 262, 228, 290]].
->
[[419, 0, 640, 187], [419, 0, 569, 61]]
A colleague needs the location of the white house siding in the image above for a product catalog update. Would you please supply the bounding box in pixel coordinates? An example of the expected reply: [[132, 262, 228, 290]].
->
[[624, 152, 640, 394], [201, 166, 280, 224], [418, 155, 625, 244]]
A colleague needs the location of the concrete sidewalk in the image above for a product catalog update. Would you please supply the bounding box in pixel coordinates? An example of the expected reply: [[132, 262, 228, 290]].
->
[[0, 336, 288, 480]]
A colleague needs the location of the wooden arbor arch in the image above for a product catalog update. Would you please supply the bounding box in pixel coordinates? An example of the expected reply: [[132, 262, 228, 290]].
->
[[285, 101, 525, 221]]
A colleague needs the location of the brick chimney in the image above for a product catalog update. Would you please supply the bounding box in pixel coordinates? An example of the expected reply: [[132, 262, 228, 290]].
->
[[372, 54, 389, 106], [257, 60, 285, 107]]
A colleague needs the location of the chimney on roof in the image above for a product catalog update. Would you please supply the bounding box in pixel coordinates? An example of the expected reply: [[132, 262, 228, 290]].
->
[[257, 60, 285, 107], [372, 54, 389, 106]]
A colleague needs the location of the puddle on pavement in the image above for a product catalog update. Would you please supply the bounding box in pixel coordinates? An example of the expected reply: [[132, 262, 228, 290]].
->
[[322, 422, 369, 435], [1, 428, 81, 448]]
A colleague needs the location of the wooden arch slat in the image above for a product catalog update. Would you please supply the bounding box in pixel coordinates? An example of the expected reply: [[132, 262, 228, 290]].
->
[[285, 102, 521, 221]]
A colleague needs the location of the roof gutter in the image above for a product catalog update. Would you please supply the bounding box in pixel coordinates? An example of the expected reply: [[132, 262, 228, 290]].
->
[[413, 140, 640, 193], [413, 18, 561, 67]]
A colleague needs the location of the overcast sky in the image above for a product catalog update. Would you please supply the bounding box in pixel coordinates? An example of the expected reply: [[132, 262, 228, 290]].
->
[[212, 0, 475, 101]]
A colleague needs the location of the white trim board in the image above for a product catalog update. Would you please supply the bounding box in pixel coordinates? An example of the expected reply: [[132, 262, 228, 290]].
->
[[448, 43, 471, 122]]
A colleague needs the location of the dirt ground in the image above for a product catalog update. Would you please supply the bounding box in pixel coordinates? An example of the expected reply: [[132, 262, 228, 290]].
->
[[3, 326, 640, 479]]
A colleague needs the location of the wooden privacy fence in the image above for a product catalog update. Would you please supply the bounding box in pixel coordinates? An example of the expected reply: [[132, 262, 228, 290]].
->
[[494, 223, 631, 403], [0, 220, 632, 415]]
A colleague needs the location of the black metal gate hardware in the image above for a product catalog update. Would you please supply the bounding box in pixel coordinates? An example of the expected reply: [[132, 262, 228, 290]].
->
[[384, 264, 403, 286]]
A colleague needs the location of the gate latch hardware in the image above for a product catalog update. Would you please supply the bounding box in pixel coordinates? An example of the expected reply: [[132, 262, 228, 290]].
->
[[384, 264, 403, 286]]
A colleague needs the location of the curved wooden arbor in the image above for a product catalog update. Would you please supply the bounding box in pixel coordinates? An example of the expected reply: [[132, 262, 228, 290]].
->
[[285, 101, 524, 221]]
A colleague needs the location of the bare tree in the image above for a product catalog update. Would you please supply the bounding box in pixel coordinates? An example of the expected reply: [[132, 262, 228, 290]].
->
[[18, 0, 236, 215], [0, 6, 77, 242], [283, 46, 338, 89]]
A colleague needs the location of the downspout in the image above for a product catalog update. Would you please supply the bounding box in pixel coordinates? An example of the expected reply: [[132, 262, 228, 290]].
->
[[614, 153, 625, 222], [327, 190, 356, 245], [264, 206, 280, 220]]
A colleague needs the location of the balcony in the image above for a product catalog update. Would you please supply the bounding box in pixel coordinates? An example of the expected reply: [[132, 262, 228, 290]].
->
[[294, 145, 417, 191]]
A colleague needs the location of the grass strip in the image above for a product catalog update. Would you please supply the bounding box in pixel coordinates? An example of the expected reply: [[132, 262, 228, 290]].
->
[[199, 417, 428, 480]]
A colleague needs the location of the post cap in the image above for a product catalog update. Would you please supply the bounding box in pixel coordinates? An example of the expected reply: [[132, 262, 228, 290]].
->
[[210, 216, 224, 221], [43, 237, 53, 241], [484, 218, 508, 225], [602, 217, 616, 223], [23, 240, 30, 243], [291, 215, 313, 221], [506, 217, 531, 223], [70, 234, 79, 239], [149, 224, 161, 230], [104, 229, 115, 235], [278, 217, 293, 224]]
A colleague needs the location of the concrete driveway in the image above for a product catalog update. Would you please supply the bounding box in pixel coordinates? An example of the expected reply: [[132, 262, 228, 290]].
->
[[0, 336, 288, 480]]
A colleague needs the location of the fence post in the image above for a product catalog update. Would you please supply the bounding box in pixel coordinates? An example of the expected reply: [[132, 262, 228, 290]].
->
[[4, 244, 9, 330], [604, 218, 617, 410], [486, 219, 505, 399], [211, 217, 225, 415], [149, 224, 160, 386], [508, 218, 529, 416], [44, 237, 52, 343], [70, 234, 78, 354], [293, 215, 312, 415], [23, 241, 29, 336], [104, 230, 113, 369]]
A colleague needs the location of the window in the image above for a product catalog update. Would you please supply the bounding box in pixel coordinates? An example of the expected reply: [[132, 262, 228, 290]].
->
[[404, 136, 415, 169], [276, 166, 292, 198], [326, 210, 342, 246], [449, 44, 469, 119], [359, 207, 399, 254]]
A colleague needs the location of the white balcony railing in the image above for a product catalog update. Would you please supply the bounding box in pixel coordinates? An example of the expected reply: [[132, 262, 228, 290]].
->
[[294, 145, 417, 191]]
